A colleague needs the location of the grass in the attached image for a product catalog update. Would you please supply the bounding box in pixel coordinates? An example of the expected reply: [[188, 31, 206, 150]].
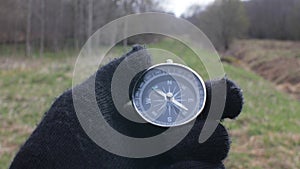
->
[[0, 39, 300, 169], [224, 39, 300, 168], [223, 63, 300, 168], [229, 39, 300, 101], [0, 43, 78, 58], [230, 39, 300, 60], [0, 56, 74, 168]]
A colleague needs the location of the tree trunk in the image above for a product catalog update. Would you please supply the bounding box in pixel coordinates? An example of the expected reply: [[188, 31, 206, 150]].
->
[[87, 0, 94, 38], [73, 0, 79, 50], [40, 0, 45, 57], [53, 0, 64, 52], [78, 0, 85, 48], [26, 0, 32, 57], [86, 0, 94, 54]]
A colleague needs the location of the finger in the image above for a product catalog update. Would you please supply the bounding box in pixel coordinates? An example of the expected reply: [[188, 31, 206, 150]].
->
[[122, 44, 152, 73], [199, 78, 244, 120], [223, 78, 244, 119], [166, 120, 230, 164], [97, 44, 151, 79], [95, 45, 166, 138]]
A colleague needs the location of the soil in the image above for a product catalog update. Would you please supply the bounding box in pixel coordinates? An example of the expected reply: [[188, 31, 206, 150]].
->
[[227, 40, 300, 100]]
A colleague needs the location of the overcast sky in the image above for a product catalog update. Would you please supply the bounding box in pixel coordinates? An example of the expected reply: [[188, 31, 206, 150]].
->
[[161, 0, 215, 17]]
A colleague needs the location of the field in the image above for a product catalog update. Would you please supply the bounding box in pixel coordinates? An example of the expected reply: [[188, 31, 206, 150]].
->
[[0, 40, 300, 169]]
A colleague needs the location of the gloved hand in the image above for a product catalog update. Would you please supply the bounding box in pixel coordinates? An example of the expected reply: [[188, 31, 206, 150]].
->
[[10, 45, 243, 169]]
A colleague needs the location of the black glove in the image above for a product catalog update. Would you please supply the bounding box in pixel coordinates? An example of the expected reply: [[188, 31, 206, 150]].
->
[[10, 45, 243, 169]]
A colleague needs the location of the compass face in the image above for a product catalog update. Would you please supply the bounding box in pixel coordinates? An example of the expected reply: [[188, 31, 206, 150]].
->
[[132, 63, 206, 127]]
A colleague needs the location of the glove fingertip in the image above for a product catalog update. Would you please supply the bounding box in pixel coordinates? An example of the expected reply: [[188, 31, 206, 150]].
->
[[202, 78, 244, 120], [223, 78, 244, 119]]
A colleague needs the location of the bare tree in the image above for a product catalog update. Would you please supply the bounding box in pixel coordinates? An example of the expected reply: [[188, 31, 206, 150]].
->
[[87, 0, 94, 38], [26, 0, 33, 56], [288, 0, 300, 40], [40, 0, 45, 56], [188, 0, 249, 50], [73, 0, 80, 49], [245, 0, 298, 40], [78, 0, 86, 47]]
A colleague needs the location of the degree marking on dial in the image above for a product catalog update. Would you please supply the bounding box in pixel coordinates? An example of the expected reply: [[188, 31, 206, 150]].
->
[[153, 103, 161, 107], [172, 86, 177, 93], [158, 102, 166, 111], [182, 111, 187, 116], [188, 98, 194, 103], [145, 98, 151, 104], [140, 82, 145, 87], [168, 104, 171, 115], [162, 87, 166, 93], [151, 111, 158, 116], [152, 99, 165, 102], [173, 90, 180, 98]]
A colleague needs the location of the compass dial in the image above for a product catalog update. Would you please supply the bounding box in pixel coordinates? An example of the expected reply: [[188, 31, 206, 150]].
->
[[132, 62, 206, 127]]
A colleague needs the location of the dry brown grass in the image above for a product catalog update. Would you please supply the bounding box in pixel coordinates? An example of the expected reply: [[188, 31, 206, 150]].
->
[[228, 39, 300, 100]]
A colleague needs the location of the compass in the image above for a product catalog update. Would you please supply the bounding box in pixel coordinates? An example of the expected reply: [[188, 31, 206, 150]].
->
[[132, 60, 206, 127]]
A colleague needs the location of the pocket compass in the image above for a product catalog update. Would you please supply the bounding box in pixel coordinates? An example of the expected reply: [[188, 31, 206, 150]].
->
[[132, 59, 206, 127]]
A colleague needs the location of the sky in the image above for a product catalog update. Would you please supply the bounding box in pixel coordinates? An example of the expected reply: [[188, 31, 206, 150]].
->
[[161, 0, 215, 17]]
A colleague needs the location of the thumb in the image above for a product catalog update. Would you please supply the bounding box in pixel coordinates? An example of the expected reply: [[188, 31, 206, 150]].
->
[[95, 45, 165, 138], [199, 78, 244, 120]]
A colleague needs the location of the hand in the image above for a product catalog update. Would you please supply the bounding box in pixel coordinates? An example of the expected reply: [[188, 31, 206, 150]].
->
[[10, 45, 243, 169]]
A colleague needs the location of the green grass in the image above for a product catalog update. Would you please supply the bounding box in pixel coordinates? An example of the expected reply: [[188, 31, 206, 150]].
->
[[0, 56, 74, 169], [0, 39, 300, 169], [0, 44, 78, 58], [221, 52, 300, 168]]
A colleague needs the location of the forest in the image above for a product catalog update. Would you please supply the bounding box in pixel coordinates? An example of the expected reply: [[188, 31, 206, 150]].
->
[[1, 0, 300, 55]]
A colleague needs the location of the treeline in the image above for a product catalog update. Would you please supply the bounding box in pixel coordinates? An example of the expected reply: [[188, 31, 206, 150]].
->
[[0, 0, 160, 56], [246, 0, 300, 40], [1, 0, 300, 55], [187, 0, 300, 50]]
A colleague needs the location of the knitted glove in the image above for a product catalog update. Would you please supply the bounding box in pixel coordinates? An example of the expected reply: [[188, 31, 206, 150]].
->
[[10, 45, 243, 169]]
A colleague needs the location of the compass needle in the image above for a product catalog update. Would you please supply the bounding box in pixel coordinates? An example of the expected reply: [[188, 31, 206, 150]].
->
[[171, 98, 188, 111], [152, 87, 167, 98]]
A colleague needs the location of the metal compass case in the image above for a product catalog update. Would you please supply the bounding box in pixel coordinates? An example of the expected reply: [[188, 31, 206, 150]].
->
[[132, 59, 207, 127]]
